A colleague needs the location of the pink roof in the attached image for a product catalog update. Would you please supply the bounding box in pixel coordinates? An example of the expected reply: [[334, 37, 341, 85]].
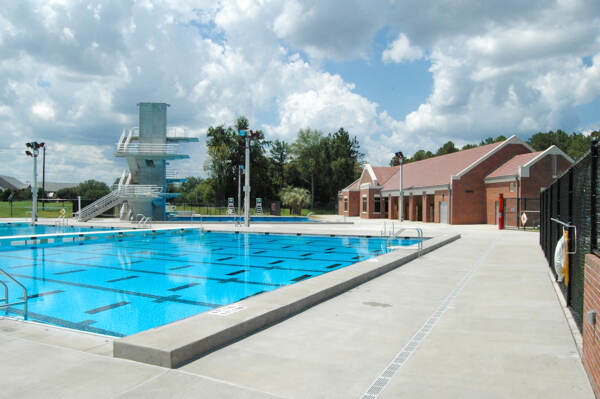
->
[[341, 178, 360, 191], [486, 151, 542, 179], [372, 166, 400, 185], [382, 142, 504, 191]]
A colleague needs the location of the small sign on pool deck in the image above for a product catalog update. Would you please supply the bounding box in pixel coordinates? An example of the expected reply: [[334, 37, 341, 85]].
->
[[210, 304, 247, 316]]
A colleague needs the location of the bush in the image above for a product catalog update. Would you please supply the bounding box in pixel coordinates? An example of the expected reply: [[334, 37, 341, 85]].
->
[[279, 186, 310, 215]]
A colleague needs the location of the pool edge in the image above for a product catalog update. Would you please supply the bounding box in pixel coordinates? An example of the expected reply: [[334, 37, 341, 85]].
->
[[113, 233, 461, 368]]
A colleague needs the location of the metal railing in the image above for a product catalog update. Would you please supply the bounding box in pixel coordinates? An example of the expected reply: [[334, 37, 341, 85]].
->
[[381, 222, 424, 256], [116, 142, 179, 155], [112, 184, 163, 197], [135, 214, 152, 228], [0, 267, 27, 319]]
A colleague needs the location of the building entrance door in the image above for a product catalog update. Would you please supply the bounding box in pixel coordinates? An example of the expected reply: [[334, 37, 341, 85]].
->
[[440, 201, 448, 223]]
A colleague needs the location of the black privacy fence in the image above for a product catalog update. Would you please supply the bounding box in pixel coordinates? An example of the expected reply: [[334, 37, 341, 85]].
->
[[540, 139, 599, 331]]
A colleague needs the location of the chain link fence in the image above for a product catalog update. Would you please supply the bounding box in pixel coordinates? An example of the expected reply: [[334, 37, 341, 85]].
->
[[540, 139, 598, 331]]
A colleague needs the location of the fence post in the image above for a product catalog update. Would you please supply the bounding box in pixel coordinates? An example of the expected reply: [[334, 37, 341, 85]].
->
[[592, 138, 598, 253], [567, 168, 574, 305]]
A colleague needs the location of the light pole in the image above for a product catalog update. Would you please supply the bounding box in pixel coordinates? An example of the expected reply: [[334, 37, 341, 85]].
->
[[25, 142, 43, 224], [239, 129, 260, 227], [41, 143, 46, 209], [395, 151, 404, 222]]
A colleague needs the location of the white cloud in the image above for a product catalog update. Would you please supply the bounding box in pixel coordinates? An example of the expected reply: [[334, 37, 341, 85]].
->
[[0, 0, 599, 181], [382, 33, 424, 63]]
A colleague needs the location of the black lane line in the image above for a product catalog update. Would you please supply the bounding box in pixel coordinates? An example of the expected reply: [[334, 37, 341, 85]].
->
[[226, 270, 246, 276], [53, 269, 86, 275], [86, 301, 130, 315], [282, 245, 292, 248], [217, 257, 233, 261], [10, 273, 221, 308], [168, 283, 200, 292], [6, 307, 124, 337], [6, 252, 345, 275], [106, 275, 139, 283], [169, 265, 192, 270], [326, 263, 342, 269], [269, 260, 283, 265], [300, 253, 312, 257], [20, 290, 64, 300], [291, 274, 312, 282], [253, 250, 265, 254]]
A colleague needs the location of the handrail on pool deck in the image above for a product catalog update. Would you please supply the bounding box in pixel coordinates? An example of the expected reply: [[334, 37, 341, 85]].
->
[[382, 223, 424, 256], [0, 266, 28, 320]]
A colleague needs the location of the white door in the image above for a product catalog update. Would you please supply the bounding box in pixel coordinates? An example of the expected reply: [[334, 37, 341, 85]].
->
[[495, 202, 499, 224], [440, 201, 448, 224]]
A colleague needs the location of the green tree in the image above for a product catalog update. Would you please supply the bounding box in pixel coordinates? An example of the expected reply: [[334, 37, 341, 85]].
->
[[279, 186, 310, 215], [76, 180, 109, 201], [290, 129, 323, 209], [322, 128, 363, 206], [269, 139, 290, 194], [436, 141, 459, 156]]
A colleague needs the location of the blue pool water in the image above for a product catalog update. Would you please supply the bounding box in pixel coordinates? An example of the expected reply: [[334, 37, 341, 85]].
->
[[168, 215, 323, 223], [0, 223, 110, 237], [1, 230, 423, 337]]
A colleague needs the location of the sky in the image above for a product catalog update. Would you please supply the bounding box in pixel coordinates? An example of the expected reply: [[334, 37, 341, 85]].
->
[[1, 0, 599, 185]]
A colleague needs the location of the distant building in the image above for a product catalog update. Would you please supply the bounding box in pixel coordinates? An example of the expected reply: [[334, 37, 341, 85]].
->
[[338, 136, 573, 225], [0, 175, 27, 191]]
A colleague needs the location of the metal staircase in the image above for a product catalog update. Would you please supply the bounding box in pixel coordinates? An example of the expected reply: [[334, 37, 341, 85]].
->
[[75, 185, 163, 222], [75, 190, 126, 222]]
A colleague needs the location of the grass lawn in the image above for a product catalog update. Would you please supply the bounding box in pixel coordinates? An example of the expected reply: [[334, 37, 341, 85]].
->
[[172, 205, 336, 216], [0, 200, 74, 218]]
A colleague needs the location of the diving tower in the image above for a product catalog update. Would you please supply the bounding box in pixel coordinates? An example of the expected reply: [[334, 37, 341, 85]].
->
[[75, 103, 198, 222]]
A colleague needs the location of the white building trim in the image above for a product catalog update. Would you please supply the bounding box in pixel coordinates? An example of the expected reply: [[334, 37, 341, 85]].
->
[[519, 145, 574, 178], [452, 135, 535, 181]]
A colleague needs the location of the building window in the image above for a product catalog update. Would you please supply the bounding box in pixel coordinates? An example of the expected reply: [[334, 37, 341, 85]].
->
[[509, 182, 515, 192], [362, 196, 367, 213], [344, 197, 348, 211], [374, 196, 381, 213], [145, 160, 155, 167]]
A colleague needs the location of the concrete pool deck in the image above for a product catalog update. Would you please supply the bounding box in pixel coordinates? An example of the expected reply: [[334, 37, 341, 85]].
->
[[0, 217, 594, 398]]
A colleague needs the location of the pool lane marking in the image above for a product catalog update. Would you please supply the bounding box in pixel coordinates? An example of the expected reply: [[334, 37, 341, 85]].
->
[[53, 269, 86, 275], [168, 283, 200, 292], [106, 275, 139, 283], [226, 269, 247, 276], [19, 290, 64, 300], [169, 265, 193, 270], [6, 306, 124, 337], [4, 251, 354, 275], [291, 274, 312, 282], [360, 241, 497, 399], [9, 273, 221, 308], [2, 249, 357, 277], [86, 301, 130, 314]]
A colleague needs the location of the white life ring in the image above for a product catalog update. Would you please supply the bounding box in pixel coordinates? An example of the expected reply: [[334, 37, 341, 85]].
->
[[554, 235, 566, 282]]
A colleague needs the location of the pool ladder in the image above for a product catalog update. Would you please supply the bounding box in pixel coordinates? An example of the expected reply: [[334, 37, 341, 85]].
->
[[382, 222, 424, 257], [135, 214, 152, 228], [0, 267, 28, 320]]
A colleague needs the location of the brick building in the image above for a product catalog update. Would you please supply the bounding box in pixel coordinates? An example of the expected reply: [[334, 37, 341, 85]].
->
[[338, 135, 573, 224]]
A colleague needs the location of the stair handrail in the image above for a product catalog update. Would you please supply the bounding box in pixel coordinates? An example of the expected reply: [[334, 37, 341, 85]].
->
[[0, 267, 28, 319]]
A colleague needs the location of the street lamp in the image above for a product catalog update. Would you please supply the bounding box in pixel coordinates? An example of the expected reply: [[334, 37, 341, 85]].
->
[[238, 165, 244, 217], [25, 141, 44, 224], [394, 151, 404, 222], [239, 129, 260, 227]]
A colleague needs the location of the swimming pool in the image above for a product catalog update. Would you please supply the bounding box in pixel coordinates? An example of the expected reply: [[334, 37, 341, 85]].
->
[[0, 222, 112, 238], [1, 230, 422, 337], [167, 215, 324, 223]]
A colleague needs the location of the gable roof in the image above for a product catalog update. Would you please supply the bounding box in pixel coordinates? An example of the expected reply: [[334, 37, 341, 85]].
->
[[380, 135, 533, 192], [485, 145, 574, 180], [341, 178, 361, 191], [0, 175, 27, 190]]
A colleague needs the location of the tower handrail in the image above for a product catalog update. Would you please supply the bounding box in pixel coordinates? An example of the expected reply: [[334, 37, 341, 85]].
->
[[0, 267, 28, 320], [116, 143, 179, 155]]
